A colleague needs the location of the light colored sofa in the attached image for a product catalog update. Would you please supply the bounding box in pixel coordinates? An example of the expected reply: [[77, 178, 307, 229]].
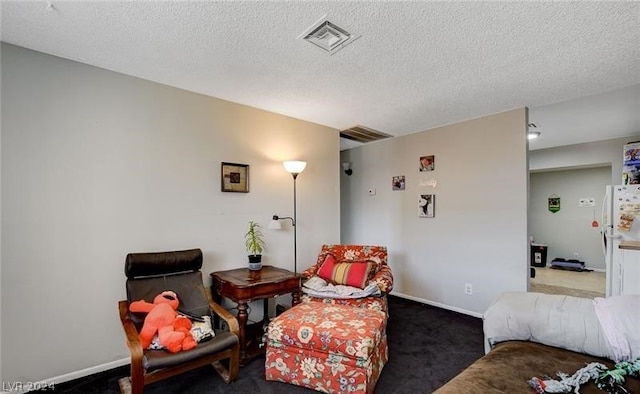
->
[[434, 292, 640, 393]]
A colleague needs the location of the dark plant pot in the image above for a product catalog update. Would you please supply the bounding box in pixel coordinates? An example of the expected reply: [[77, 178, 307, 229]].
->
[[248, 254, 262, 271]]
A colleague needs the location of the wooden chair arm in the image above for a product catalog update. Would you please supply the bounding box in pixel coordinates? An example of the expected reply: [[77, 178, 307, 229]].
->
[[205, 288, 240, 336], [118, 300, 143, 362]]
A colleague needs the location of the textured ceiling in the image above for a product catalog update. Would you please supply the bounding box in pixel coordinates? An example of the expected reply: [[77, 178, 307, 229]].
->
[[1, 1, 639, 150]]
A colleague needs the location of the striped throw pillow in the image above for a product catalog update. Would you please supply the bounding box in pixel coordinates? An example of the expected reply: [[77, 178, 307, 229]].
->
[[316, 253, 375, 289]]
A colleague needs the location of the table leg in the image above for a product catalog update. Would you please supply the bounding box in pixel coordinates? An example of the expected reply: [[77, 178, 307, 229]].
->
[[292, 290, 301, 306], [237, 301, 249, 364], [262, 298, 269, 324], [211, 285, 222, 329]]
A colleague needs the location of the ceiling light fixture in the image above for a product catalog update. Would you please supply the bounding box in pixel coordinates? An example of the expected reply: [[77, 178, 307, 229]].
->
[[527, 123, 541, 140]]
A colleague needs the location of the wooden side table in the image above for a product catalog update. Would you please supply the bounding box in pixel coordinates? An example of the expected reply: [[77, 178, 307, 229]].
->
[[210, 265, 301, 366]]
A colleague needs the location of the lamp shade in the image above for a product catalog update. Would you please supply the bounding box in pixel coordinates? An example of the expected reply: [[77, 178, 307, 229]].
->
[[268, 219, 282, 230], [283, 161, 307, 174]]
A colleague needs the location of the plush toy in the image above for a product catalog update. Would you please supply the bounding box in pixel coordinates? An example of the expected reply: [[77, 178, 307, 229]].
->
[[528, 358, 640, 394], [129, 290, 197, 353]]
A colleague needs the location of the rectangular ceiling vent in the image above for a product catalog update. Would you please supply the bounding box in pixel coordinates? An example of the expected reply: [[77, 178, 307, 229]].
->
[[340, 125, 392, 143], [299, 16, 360, 55]]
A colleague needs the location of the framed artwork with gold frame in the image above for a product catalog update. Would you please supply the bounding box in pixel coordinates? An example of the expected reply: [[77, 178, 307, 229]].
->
[[221, 162, 249, 193]]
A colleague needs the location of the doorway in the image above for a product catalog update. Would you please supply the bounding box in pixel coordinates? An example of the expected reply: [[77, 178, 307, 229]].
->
[[528, 166, 609, 298]]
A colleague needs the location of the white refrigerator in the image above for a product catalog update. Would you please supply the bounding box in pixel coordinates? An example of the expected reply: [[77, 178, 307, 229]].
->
[[602, 184, 640, 296]]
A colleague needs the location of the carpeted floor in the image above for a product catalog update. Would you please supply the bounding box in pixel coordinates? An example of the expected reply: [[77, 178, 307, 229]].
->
[[529, 283, 605, 299], [40, 296, 484, 393]]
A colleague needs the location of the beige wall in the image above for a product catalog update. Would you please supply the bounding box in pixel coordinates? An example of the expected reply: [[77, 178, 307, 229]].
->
[[341, 109, 529, 316], [1, 43, 340, 385]]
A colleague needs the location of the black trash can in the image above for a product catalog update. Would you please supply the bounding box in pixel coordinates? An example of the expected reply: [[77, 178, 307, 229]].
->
[[530, 243, 548, 267]]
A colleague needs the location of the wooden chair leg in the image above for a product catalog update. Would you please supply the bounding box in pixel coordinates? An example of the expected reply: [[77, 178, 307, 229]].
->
[[129, 358, 145, 394], [228, 344, 240, 382], [211, 346, 240, 383]]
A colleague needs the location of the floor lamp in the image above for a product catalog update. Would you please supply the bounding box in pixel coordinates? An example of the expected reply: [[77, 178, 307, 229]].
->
[[269, 160, 306, 274]]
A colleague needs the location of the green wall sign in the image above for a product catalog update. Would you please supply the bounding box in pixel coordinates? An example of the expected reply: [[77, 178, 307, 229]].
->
[[548, 196, 560, 213]]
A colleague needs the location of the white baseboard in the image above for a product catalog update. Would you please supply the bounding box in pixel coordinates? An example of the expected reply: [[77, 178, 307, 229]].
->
[[390, 291, 483, 319], [52, 358, 130, 385], [2, 358, 129, 393]]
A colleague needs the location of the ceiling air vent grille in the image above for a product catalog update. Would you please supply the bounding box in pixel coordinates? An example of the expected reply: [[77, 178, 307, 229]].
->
[[299, 16, 360, 55], [340, 125, 392, 143]]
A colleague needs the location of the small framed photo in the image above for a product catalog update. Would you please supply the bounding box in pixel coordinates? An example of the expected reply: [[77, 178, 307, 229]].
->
[[419, 155, 435, 172], [392, 175, 406, 191], [221, 162, 249, 193], [419, 194, 435, 217]]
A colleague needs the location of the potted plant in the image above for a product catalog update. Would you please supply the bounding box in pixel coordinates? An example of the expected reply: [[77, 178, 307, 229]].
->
[[244, 220, 265, 270]]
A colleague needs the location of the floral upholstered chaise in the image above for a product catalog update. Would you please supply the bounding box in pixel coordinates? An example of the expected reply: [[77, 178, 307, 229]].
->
[[265, 245, 393, 393]]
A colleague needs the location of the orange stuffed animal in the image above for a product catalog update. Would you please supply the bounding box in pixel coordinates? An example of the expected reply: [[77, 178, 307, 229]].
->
[[129, 290, 197, 353]]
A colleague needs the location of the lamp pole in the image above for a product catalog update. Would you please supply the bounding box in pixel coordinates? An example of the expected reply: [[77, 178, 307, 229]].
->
[[292, 172, 298, 274]]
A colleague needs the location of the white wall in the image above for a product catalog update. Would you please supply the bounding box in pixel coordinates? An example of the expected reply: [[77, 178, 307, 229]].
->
[[0, 44, 340, 385], [530, 135, 640, 183], [341, 109, 529, 316], [530, 167, 611, 270]]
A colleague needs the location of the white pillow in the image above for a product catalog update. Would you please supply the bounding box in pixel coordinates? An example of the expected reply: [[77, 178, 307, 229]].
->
[[593, 295, 640, 361], [190, 315, 215, 342], [483, 292, 613, 358]]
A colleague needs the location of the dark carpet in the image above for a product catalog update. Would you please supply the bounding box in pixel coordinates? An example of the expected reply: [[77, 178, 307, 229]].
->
[[43, 296, 484, 393]]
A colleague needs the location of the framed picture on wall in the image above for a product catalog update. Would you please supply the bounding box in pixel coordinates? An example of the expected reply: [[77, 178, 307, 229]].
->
[[419, 194, 435, 217], [392, 175, 406, 191], [419, 155, 435, 172], [221, 162, 249, 193]]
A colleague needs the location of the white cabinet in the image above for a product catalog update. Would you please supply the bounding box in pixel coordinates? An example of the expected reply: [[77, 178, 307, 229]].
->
[[618, 242, 640, 295]]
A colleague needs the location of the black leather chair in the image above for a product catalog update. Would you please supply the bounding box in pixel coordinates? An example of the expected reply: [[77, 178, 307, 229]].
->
[[118, 249, 239, 394]]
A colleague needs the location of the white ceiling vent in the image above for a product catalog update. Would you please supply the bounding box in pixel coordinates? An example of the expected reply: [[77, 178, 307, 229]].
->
[[299, 16, 360, 55]]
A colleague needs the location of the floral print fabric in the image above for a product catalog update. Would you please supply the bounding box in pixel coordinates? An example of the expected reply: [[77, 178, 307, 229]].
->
[[301, 245, 394, 294], [265, 302, 388, 393], [300, 294, 387, 313]]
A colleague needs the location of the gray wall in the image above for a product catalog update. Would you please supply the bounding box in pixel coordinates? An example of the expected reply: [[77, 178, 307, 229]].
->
[[529, 167, 611, 270], [341, 109, 529, 316], [529, 135, 640, 271], [1, 44, 340, 385]]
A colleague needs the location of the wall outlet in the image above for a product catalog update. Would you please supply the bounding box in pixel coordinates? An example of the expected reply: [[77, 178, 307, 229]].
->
[[368, 188, 376, 196], [464, 283, 473, 295]]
